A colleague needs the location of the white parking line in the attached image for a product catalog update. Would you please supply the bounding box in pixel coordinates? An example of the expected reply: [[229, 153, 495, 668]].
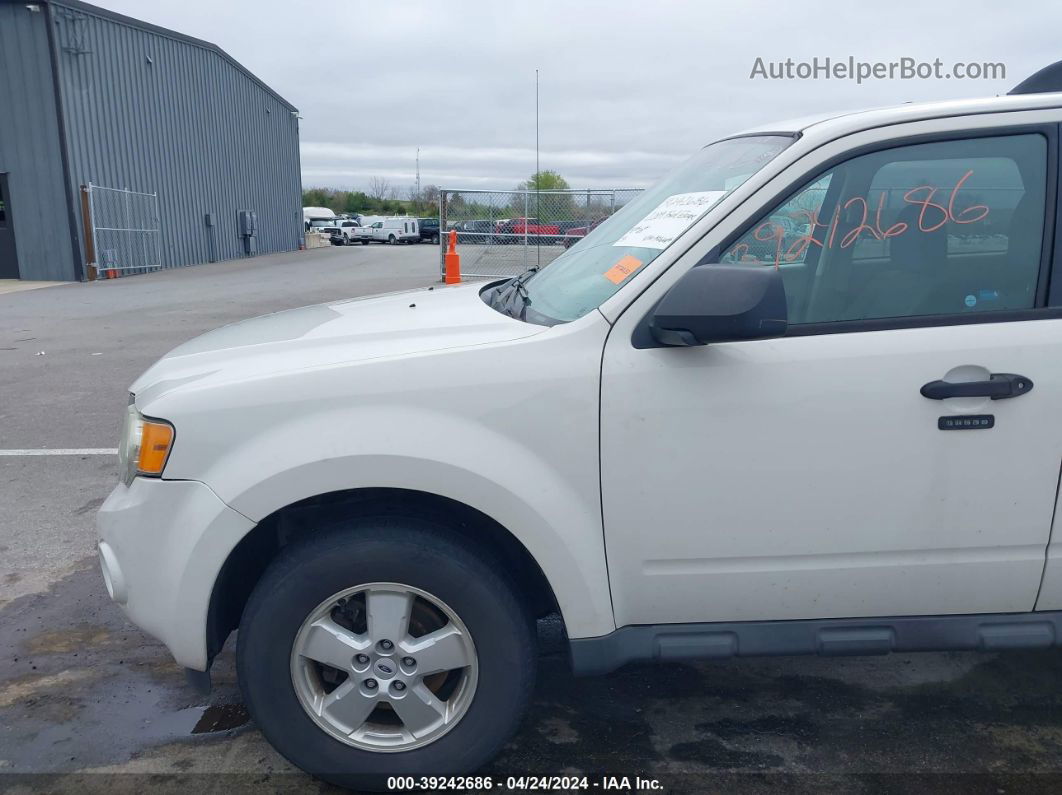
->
[[0, 449, 118, 456]]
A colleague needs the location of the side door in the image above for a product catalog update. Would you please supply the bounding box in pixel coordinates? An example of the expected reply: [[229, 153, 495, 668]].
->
[[601, 125, 1062, 627]]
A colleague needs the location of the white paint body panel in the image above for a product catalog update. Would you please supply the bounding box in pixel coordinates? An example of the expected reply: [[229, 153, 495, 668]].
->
[[1032, 474, 1062, 610], [131, 283, 615, 642], [96, 478, 255, 669], [601, 320, 1062, 624]]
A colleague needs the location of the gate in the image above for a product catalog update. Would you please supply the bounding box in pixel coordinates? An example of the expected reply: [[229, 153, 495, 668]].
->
[[438, 187, 643, 279], [86, 183, 161, 277]]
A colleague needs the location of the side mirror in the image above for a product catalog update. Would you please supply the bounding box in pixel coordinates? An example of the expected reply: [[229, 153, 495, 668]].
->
[[649, 264, 787, 347]]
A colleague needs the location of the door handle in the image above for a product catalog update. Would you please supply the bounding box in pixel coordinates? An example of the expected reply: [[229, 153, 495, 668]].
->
[[920, 373, 1033, 400]]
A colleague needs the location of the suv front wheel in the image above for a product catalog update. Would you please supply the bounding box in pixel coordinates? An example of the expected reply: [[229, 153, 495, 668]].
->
[[237, 518, 537, 790]]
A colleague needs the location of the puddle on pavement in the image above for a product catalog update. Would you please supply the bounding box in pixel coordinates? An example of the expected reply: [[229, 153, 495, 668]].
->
[[119, 702, 250, 738], [192, 703, 250, 734]]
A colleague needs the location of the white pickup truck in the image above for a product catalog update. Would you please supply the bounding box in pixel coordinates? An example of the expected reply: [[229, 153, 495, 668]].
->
[[98, 67, 1062, 789], [347, 216, 379, 245], [331, 219, 363, 245]]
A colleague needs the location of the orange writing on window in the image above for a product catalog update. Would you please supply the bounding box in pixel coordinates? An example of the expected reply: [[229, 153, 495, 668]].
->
[[604, 255, 644, 284], [728, 169, 991, 269]]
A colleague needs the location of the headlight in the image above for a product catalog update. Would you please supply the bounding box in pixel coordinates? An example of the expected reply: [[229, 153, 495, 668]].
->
[[118, 399, 175, 485]]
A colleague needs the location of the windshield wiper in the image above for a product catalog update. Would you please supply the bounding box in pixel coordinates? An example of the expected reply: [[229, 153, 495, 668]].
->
[[489, 267, 538, 320]]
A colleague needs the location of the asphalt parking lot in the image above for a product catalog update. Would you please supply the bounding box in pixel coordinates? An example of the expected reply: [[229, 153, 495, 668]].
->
[[4, 243, 1062, 792]]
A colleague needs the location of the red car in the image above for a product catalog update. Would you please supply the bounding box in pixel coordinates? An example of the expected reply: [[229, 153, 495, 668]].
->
[[562, 217, 607, 248], [496, 217, 561, 244]]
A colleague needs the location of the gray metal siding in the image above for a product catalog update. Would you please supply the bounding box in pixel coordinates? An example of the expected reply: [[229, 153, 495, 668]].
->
[[0, 3, 78, 281], [51, 1, 302, 270]]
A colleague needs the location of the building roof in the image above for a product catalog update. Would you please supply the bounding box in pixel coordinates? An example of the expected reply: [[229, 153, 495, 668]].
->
[[37, 0, 298, 112]]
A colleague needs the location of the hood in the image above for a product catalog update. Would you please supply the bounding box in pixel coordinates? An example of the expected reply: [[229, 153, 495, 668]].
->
[[131, 282, 540, 405]]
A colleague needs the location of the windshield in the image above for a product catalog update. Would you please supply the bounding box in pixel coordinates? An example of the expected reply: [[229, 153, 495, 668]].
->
[[508, 135, 793, 324]]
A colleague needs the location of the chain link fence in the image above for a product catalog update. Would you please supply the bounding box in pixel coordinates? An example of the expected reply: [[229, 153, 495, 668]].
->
[[439, 188, 643, 279], [86, 184, 161, 277]]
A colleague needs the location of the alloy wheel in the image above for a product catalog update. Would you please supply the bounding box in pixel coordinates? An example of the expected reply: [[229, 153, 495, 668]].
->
[[289, 582, 478, 752]]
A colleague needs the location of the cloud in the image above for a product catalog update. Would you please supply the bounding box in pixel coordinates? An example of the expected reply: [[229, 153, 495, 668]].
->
[[299, 142, 683, 190], [92, 0, 1062, 192]]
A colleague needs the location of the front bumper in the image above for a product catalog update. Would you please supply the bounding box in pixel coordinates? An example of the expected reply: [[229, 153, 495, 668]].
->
[[97, 478, 256, 670]]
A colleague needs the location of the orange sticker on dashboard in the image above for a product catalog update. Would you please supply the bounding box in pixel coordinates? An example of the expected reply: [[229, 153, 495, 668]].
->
[[604, 255, 644, 284]]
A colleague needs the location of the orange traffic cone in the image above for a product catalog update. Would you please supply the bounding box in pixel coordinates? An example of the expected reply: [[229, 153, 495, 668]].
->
[[444, 229, 461, 285]]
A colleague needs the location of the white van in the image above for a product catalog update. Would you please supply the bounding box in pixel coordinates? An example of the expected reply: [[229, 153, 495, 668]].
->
[[369, 216, 419, 244], [302, 206, 335, 231]]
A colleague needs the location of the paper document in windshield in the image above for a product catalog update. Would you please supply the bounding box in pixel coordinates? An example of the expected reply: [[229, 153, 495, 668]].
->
[[612, 191, 727, 250]]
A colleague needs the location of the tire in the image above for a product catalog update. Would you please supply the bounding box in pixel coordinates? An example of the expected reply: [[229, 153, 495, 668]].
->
[[431, 234, 440, 245], [237, 518, 537, 791], [388, 235, 397, 245]]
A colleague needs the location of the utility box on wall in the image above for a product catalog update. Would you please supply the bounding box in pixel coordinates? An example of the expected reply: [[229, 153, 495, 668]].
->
[[238, 210, 258, 255], [204, 212, 218, 263]]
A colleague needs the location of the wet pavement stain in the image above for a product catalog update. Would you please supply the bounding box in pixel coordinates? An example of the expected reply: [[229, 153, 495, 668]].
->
[[26, 625, 115, 655], [668, 735, 784, 769], [695, 714, 819, 741], [73, 496, 106, 516], [192, 703, 250, 734], [536, 715, 581, 744], [0, 669, 97, 708]]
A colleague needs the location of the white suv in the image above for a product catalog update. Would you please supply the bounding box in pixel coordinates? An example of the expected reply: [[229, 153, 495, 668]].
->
[[98, 81, 1062, 788]]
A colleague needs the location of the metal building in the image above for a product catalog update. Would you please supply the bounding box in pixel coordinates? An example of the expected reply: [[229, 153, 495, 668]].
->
[[0, 0, 302, 281]]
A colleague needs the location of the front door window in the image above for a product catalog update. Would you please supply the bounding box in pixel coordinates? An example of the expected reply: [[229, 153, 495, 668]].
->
[[721, 134, 1048, 324]]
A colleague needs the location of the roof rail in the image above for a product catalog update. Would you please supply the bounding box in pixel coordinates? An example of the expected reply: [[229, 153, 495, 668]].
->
[[1009, 60, 1062, 95]]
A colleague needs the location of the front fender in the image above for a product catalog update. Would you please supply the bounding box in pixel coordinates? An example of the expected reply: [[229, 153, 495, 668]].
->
[[154, 320, 615, 638], [216, 410, 610, 638]]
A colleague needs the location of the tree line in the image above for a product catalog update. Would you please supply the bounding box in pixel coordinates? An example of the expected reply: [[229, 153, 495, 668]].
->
[[302, 181, 441, 218], [302, 171, 573, 219]]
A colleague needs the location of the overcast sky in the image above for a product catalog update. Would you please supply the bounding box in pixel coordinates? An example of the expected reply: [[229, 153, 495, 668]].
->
[[95, 0, 1062, 194]]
